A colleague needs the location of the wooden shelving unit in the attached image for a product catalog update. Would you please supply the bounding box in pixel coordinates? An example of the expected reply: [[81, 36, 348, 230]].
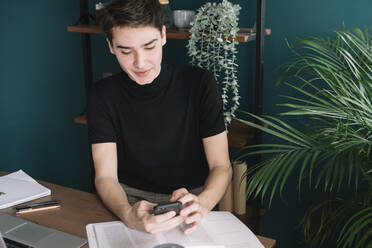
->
[[68, 24, 271, 43]]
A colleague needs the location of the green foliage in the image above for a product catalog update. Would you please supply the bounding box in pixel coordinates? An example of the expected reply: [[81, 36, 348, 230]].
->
[[238, 27, 372, 247], [187, 0, 241, 125]]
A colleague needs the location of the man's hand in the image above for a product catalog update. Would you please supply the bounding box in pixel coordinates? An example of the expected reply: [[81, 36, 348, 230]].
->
[[170, 188, 208, 234], [123, 200, 184, 234]]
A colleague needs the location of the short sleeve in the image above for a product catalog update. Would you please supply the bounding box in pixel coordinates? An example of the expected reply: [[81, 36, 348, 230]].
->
[[86, 83, 117, 144], [198, 70, 226, 138]]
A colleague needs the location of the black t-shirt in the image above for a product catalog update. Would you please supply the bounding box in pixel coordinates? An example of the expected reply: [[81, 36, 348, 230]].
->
[[87, 63, 225, 194]]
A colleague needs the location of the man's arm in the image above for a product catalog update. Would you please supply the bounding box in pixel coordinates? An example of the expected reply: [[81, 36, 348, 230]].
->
[[92, 143, 184, 233], [92, 143, 131, 220], [171, 131, 232, 234], [198, 130, 232, 212]]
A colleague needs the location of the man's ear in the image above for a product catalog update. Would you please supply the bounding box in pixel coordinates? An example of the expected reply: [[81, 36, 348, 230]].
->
[[161, 25, 167, 46], [106, 38, 115, 54]]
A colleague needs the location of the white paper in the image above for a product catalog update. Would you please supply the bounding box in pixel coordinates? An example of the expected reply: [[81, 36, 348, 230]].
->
[[202, 212, 264, 248], [0, 170, 51, 209], [86, 224, 98, 248], [86, 211, 264, 248]]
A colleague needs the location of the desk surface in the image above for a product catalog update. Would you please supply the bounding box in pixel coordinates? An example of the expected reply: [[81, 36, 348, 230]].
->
[[0, 172, 275, 248]]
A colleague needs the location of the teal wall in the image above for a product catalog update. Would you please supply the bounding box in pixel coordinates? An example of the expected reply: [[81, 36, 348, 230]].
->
[[1, 1, 372, 247], [0, 1, 91, 190]]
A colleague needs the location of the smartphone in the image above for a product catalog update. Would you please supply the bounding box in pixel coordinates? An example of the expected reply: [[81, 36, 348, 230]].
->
[[153, 201, 182, 215]]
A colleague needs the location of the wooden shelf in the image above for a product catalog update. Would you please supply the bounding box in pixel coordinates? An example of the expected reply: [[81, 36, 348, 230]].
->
[[227, 119, 254, 147], [67, 25, 271, 43], [74, 114, 253, 148], [74, 114, 87, 125]]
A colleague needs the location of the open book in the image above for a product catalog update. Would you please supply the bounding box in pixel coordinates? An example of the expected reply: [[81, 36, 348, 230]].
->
[[0, 170, 51, 209], [86, 211, 264, 248]]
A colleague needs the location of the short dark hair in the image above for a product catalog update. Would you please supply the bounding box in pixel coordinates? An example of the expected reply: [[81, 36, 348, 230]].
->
[[97, 0, 164, 44]]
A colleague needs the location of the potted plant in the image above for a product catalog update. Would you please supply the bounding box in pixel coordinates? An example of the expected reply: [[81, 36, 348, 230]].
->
[[237, 27, 372, 247], [187, 0, 241, 125]]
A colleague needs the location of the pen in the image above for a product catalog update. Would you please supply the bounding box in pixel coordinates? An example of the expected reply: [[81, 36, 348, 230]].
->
[[16, 205, 61, 214], [15, 200, 61, 211]]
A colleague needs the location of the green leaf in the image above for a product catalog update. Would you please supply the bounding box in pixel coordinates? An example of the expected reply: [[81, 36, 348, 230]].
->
[[236, 27, 372, 247]]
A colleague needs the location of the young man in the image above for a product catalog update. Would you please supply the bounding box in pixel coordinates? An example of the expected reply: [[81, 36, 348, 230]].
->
[[87, 0, 232, 235]]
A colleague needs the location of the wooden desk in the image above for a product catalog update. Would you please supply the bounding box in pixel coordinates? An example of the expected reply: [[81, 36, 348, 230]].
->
[[0, 173, 275, 248]]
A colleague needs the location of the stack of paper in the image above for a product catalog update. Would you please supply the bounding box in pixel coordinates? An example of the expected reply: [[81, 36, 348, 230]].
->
[[86, 211, 264, 248], [0, 170, 51, 209]]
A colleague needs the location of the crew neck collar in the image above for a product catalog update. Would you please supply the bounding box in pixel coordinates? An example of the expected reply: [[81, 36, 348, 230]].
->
[[122, 62, 169, 98]]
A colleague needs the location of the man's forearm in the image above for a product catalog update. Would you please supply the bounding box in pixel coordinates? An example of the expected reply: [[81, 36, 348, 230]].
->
[[95, 177, 131, 221], [198, 165, 232, 212]]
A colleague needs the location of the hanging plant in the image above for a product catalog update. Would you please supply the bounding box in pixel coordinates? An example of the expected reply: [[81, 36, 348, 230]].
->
[[187, 0, 241, 126]]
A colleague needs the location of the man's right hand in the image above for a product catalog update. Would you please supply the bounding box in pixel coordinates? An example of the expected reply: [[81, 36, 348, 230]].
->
[[122, 200, 184, 234], [92, 143, 184, 234]]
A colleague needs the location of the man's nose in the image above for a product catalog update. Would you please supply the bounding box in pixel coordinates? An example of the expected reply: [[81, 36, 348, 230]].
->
[[133, 51, 145, 69]]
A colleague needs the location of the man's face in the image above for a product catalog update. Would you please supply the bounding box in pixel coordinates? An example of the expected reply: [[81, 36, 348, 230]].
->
[[108, 25, 166, 85]]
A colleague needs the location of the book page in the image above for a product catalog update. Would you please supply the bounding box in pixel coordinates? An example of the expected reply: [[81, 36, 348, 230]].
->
[[93, 221, 163, 248], [89, 221, 222, 248], [86, 212, 263, 248], [86, 225, 98, 248], [161, 223, 221, 247], [202, 212, 264, 248]]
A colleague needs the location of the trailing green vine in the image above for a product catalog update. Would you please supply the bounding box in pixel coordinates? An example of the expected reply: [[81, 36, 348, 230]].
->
[[187, 0, 241, 126]]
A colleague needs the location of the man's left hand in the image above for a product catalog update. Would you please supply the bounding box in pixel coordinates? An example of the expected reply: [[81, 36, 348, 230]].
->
[[170, 188, 209, 234]]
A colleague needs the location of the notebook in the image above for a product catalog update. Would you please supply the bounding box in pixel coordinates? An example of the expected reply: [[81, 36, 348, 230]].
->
[[0, 170, 50, 209], [0, 213, 86, 248]]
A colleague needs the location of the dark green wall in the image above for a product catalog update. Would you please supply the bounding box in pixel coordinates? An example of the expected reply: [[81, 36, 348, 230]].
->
[[1, 1, 371, 247], [0, 1, 91, 190]]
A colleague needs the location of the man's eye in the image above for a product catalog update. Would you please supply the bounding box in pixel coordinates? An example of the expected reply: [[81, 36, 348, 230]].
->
[[121, 51, 131, 55], [145, 46, 155, 50]]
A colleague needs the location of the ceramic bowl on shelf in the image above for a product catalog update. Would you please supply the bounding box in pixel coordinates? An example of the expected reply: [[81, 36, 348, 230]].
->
[[173, 10, 195, 28]]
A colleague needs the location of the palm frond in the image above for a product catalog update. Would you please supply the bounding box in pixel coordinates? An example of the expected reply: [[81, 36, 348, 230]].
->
[[338, 206, 372, 248], [238, 27, 372, 247], [300, 194, 371, 248]]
